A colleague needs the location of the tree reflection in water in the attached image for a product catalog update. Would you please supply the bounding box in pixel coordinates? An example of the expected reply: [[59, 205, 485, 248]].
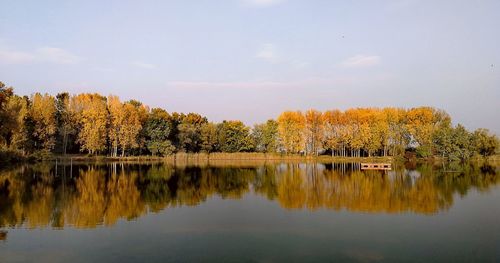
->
[[0, 161, 498, 229]]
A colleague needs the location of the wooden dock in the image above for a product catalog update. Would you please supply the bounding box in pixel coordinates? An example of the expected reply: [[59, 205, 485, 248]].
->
[[360, 163, 392, 170]]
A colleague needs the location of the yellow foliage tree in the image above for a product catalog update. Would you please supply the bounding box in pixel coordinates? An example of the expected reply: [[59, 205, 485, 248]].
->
[[277, 111, 305, 154], [30, 93, 57, 151], [304, 109, 323, 155], [72, 94, 108, 154], [108, 97, 145, 156]]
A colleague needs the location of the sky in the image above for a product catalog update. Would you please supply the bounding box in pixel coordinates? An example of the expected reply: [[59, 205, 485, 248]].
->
[[0, 0, 499, 133]]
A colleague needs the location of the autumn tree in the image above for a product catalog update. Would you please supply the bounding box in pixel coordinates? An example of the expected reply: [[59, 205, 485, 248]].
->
[[108, 97, 147, 156], [200, 122, 218, 153], [0, 82, 13, 108], [304, 109, 323, 155], [119, 101, 145, 156], [107, 95, 122, 156], [383, 108, 409, 156], [322, 110, 342, 156], [406, 107, 434, 154], [1, 80, 496, 159], [365, 109, 386, 157], [127, 100, 149, 154], [30, 93, 57, 151], [0, 82, 14, 146], [277, 111, 305, 154], [2, 95, 32, 153], [345, 109, 363, 157], [55, 92, 78, 155], [407, 107, 450, 157], [73, 94, 108, 155]]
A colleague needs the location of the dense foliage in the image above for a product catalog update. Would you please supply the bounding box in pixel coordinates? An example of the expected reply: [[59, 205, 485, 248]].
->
[[0, 81, 498, 160]]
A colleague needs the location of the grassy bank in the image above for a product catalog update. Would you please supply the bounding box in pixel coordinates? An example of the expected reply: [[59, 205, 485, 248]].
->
[[38, 152, 396, 166], [3, 151, 498, 167]]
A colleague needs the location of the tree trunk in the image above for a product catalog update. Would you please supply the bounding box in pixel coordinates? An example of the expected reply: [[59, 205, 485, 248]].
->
[[62, 132, 67, 155]]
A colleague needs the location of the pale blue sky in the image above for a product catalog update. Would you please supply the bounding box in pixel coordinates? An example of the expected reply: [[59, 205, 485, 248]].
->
[[1, 0, 499, 133]]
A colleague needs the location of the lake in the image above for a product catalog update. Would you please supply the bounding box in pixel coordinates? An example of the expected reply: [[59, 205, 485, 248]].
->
[[0, 161, 499, 262]]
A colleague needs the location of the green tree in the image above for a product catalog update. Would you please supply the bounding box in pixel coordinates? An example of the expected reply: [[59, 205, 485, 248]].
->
[[472, 128, 498, 157], [177, 113, 207, 152], [217, 120, 254, 152], [252, 123, 265, 152], [147, 140, 175, 156], [145, 109, 170, 141], [166, 112, 184, 149], [433, 125, 454, 158], [144, 108, 174, 156], [252, 120, 278, 153], [451, 124, 474, 161]]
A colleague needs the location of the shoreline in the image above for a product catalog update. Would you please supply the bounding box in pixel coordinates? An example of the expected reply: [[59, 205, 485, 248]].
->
[[2, 150, 499, 170], [3, 152, 499, 165], [37, 152, 396, 162]]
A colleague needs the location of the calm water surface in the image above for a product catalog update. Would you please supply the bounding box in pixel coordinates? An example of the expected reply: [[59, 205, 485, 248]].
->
[[0, 161, 499, 262]]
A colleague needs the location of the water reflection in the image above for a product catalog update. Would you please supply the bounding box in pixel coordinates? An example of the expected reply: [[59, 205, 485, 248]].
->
[[0, 161, 498, 229]]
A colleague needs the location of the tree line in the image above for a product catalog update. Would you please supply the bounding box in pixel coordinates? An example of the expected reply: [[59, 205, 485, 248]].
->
[[0, 81, 498, 161]]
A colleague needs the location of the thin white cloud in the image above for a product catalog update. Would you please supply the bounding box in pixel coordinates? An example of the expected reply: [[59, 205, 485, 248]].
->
[[255, 43, 309, 69], [0, 49, 35, 64], [169, 81, 293, 89], [131, 61, 157, 69], [256, 43, 277, 63], [92, 67, 116, 72], [385, 0, 419, 12], [167, 73, 395, 92], [291, 60, 310, 69], [341, 55, 381, 68], [0, 46, 82, 65], [36, 47, 82, 64], [167, 75, 392, 90], [244, 0, 286, 7]]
